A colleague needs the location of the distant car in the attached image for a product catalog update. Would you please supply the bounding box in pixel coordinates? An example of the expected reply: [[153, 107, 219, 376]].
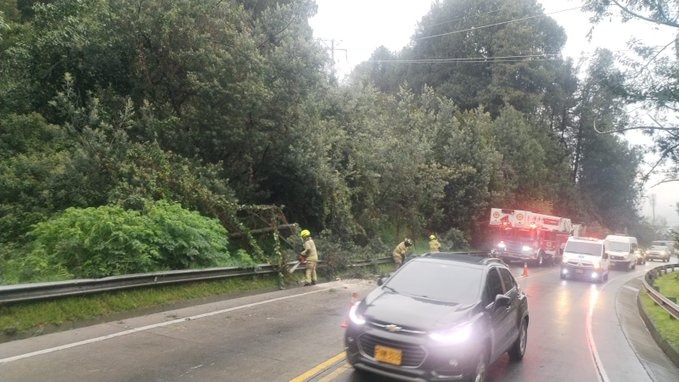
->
[[560, 237, 609, 282], [344, 252, 529, 382], [650, 240, 676, 255], [646, 242, 671, 262]]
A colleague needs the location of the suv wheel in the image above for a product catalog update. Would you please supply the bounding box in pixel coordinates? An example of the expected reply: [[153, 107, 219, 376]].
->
[[508, 318, 528, 361]]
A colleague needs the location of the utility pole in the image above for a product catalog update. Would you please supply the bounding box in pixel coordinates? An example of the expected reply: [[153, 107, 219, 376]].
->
[[329, 39, 347, 64], [319, 39, 347, 68], [650, 193, 656, 225]]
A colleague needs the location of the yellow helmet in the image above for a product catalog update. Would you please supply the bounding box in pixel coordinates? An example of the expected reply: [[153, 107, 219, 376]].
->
[[429, 234, 436, 240], [300, 229, 311, 238]]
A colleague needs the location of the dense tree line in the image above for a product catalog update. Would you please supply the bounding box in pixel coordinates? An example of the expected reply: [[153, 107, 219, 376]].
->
[[0, 0, 648, 283]]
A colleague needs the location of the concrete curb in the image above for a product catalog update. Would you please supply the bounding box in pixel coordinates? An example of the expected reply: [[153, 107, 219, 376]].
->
[[637, 292, 679, 368]]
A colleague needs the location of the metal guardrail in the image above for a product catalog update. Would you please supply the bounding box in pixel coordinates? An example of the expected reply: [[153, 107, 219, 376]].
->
[[0, 252, 490, 304], [0, 264, 280, 304], [0, 258, 395, 304], [642, 263, 679, 320]]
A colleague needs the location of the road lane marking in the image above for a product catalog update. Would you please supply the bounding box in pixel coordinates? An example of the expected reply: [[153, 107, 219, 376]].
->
[[623, 285, 639, 292], [318, 362, 351, 382], [586, 279, 614, 382], [0, 288, 331, 365], [290, 351, 346, 382]]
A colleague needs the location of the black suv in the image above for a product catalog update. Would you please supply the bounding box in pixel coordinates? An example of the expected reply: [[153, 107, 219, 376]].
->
[[344, 253, 529, 381]]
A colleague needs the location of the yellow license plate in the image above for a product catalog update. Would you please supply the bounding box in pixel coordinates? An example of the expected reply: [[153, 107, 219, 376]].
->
[[374, 344, 402, 366]]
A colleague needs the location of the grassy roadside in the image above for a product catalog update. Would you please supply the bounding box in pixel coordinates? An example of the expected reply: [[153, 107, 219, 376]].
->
[[0, 276, 280, 340], [639, 272, 679, 352], [0, 263, 394, 342]]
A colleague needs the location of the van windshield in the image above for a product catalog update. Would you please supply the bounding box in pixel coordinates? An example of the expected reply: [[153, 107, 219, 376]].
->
[[606, 241, 630, 252], [564, 241, 602, 257]]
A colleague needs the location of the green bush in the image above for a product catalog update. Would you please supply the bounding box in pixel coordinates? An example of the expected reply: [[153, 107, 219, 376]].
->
[[5, 200, 253, 283]]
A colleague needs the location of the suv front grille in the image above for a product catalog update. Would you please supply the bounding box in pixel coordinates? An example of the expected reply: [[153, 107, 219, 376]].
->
[[369, 321, 426, 335], [358, 333, 427, 367]]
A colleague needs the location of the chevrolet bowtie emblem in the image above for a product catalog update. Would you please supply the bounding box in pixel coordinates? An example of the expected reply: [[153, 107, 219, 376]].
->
[[385, 324, 402, 332]]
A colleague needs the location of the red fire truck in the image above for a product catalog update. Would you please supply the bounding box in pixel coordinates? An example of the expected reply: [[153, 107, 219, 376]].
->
[[489, 208, 573, 266]]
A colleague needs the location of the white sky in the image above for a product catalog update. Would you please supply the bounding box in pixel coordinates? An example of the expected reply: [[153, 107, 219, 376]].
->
[[309, 0, 679, 227]]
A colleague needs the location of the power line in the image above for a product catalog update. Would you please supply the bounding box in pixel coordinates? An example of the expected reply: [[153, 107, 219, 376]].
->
[[415, 6, 582, 41], [366, 45, 670, 66], [369, 53, 560, 65], [424, 7, 504, 28]]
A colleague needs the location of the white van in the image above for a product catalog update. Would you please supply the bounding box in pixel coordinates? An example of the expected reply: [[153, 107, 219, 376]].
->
[[560, 237, 609, 283], [604, 235, 638, 271]]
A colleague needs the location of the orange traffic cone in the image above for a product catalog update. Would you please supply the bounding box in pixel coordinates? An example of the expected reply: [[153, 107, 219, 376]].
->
[[522, 262, 529, 277], [341, 292, 359, 328]]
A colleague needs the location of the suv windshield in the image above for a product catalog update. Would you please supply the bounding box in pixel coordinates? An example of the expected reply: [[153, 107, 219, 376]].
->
[[564, 241, 602, 257], [651, 241, 669, 248], [387, 261, 482, 305]]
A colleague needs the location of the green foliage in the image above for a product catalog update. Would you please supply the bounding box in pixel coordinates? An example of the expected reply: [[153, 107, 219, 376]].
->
[[0, 113, 76, 243], [573, 50, 642, 230], [0, 0, 649, 281], [584, 0, 679, 186], [364, 0, 568, 116], [4, 201, 250, 283]]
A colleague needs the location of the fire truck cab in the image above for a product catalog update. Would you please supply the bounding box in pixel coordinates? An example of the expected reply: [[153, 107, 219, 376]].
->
[[489, 208, 572, 266]]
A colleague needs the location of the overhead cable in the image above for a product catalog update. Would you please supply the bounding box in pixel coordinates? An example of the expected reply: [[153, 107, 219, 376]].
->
[[415, 6, 582, 41]]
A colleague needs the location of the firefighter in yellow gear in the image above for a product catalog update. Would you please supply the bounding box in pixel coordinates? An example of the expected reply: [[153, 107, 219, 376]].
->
[[393, 238, 413, 268], [429, 234, 441, 252], [300, 229, 318, 286]]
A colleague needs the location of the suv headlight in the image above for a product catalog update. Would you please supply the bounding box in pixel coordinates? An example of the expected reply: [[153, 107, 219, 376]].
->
[[429, 322, 473, 344], [348, 301, 366, 325], [521, 245, 532, 252]]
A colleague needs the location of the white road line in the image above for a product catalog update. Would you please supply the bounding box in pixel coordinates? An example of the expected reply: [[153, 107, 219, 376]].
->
[[586, 284, 610, 382], [0, 288, 330, 365], [623, 285, 639, 292]]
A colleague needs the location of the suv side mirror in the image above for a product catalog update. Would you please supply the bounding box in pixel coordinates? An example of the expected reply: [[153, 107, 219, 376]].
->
[[494, 294, 511, 308], [377, 276, 388, 286]]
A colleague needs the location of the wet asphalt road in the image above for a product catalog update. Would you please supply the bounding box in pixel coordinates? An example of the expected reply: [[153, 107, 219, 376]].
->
[[0, 260, 678, 382]]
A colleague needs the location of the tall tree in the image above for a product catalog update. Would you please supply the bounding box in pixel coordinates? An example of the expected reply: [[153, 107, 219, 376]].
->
[[573, 49, 643, 229], [365, 0, 568, 116], [584, 0, 679, 184]]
